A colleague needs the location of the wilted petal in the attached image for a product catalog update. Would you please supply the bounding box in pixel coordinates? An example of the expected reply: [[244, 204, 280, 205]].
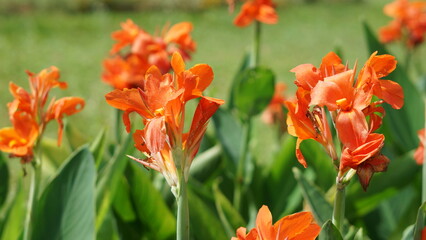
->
[[356, 154, 389, 191]]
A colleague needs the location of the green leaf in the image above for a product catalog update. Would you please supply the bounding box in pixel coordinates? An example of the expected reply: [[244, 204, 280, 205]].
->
[[0, 154, 8, 209], [40, 137, 71, 168], [89, 128, 108, 169], [346, 151, 420, 218], [127, 162, 175, 240], [363, 22, 424, 152], [96, 133, 133, 229], [112, 175, 136, 222], [32, 146, 96, 240], [319, 220, 343, 240], [233, 67, 275, 120], [402, 224, 415, 240], [96, 210, 120, 240], [0, 180, 26, 240], [64, 120, 90, 151], [212, 180, 245, 238], [212, 108, 242, 166], [293, 167, 333, 226], [413, 202, 426, 240], [188, 187, 228, 240], [228, 52, 252, 109], [190, 145, 222, 182]]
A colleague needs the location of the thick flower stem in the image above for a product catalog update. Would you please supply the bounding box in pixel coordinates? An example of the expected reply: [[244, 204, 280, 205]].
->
[[177, 174, 190, 240], [23, 160, 41, 240], [233, 119, 252, 212], [332, 179, 346, 232], [251, 21, 261, 68]]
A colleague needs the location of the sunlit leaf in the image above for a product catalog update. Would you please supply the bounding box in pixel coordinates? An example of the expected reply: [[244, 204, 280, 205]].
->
[[319, 220, 343, 240], [32, 146, 96, 240]]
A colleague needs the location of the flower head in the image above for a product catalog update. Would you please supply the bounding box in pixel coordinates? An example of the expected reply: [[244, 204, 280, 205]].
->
[[105, 52, 224, 195], [286, 52, 403, 190], [232, 0, 278, 27], [231, 205, 320, 240], [103, 20, 196, 89], [379, 0, 426, 48], [0, 67, 85, 163]]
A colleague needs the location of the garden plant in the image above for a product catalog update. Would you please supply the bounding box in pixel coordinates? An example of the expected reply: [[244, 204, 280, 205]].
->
[[0, 0, 426, 239]]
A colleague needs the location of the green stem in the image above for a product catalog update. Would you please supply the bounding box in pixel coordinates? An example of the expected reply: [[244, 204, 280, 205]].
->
[[177, 173, 189, 240], [332, 178, 346, 232], [115, 108, 122, 144], [422, 97, 426, 203], [23, 160, 41, 240], [233, 118, 252, 212], [251, 21, 261, 68]]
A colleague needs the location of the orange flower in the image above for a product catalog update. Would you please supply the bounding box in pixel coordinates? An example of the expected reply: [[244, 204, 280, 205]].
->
[[414, 128, 425, 165], [105, 52, 224, 194], [231, 205, 320, 240], [233, 0, 278, 27], [103, 20, 196, 89], [261, 82, 286, 127], [379, 0, 426, 48], [0, 67, 85, 163]]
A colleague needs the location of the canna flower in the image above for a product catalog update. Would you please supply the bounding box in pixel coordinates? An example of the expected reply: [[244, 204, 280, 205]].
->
[[0, 66, 85, 163], [379, 0, 426, 48], [232, 0, 279, 27], [102, 19, 196, 89], [231, 205, 320, 240], [261, 82, 286, 129], [105, 52, 224, 195], [414, 128, 425, 165], [287, 51, 403, 190]]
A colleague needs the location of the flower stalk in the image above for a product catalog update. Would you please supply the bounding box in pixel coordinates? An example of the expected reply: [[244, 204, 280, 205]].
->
[[332, 177, 346, 232], [177, 170, 190, 240], [23, 157, 41, 240], [251, 21, 261, 68]]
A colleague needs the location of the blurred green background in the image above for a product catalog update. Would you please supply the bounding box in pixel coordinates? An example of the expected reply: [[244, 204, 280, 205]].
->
[[0, 0, 425, 139]]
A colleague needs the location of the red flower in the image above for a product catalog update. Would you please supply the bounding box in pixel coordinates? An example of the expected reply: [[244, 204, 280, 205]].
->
[[105, 52, 224, 194], [379, 0, 426, 48], [231, 205, 320, 240], [0, 67, 84, 163], [233, 0, 278, 27], [102, 20, 196, 90]]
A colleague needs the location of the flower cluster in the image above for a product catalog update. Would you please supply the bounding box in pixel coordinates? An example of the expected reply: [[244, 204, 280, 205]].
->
[[105, 52, 224, 195], [228, 0, 278, 27], [102, 19, 196, 89], [231, 205, 320, 240], [379, 0, 426, 48], [286, 52, 404, 190], [0, 67, 85, 163]]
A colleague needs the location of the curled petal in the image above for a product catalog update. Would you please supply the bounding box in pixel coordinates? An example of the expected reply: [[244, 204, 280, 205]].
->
[[356, 154, 390, 191], [291, 64, 321, 90]]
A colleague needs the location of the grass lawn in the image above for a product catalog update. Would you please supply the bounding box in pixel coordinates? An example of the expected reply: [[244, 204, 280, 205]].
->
[[0, 0, 424, 139]]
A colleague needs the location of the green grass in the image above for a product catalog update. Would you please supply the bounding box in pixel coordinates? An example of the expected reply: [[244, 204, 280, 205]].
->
[[0, 1, 425, 139]]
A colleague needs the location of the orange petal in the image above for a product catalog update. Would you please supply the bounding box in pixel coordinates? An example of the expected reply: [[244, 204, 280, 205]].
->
[[319, 52, 345, 76], [291, 64, 321, 90], [189, 64, 214, 92], [340, 133, 385, 170], [335, 109, 369, 150], [275, 211, 320, 240], [376, 79, 404, 109], [257, 5, 278, 24], [171, 52, 186, 75], [369, 54, 397, 78], [143, 117, 167, 154], [414, 129, 425, 165], [255, 205, 275, 240]]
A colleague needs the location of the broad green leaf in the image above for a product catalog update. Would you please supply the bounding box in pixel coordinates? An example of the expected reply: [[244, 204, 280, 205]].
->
[[96, 133, 133, 229], [89, 128, 108, 169], [32, 146, 96, 240], [0, 180, 25, 240], [128, 162, 175, 240], [228, 52, 252, 109], [0, 154, 8, 209], [293, 167, 333, 226], [112, 175, 136, 222], [96, 210, 120, 240], [64, 120, 90, 151], [319, 220, 343, 240], [212, 108, 242, 166], [413, 202, 426, 240], [346, 151, 419, 218], [40, 137, 71, 168], [363, 22, 424, 152], [212, 180, 245, 238], [188, 186, 228, 240], [190, 144, 222, 182], [402, 225, 415, 240], [233, 67, 275, 120]]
